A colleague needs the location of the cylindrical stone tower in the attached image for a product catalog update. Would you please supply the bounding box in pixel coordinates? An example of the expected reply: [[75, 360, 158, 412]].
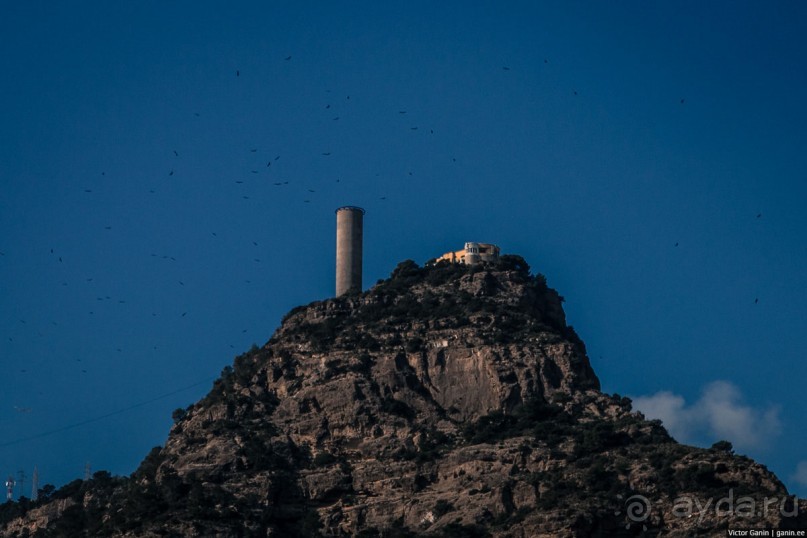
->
[[335, 206, 365, 296]]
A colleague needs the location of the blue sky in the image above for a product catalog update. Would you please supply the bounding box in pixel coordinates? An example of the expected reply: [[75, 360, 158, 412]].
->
[[1, 1, 805, 498]]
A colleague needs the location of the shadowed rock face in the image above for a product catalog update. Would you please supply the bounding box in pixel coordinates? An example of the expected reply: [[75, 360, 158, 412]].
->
[[2, 256, 804, 537]]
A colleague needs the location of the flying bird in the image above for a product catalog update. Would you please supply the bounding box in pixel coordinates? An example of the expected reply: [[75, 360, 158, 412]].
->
[[675, 242, 679, 247], [503, 66, 510, 70], [322, 152, 331, 156], [285, 56, 292, 60], [757, 213, 762, 218], [308, 189, 316, 193], [173, 150, 179, 156], [680, 99, 685, 104], [84, 189, 92, 193], [250, 148, 257, 152], [754, 298, 759, 304], [236, 70, 240, 76], [169, 170, 174, 176]]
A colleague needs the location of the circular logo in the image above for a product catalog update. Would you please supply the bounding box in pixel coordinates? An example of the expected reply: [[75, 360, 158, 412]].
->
[[615, 494, 651, 530]]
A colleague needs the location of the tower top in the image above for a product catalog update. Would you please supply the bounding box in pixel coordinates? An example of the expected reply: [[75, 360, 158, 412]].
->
[[335, 206, 365, 214]]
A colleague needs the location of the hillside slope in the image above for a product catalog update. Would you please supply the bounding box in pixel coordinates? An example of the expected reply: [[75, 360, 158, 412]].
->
[[2, 256, 804, 537]]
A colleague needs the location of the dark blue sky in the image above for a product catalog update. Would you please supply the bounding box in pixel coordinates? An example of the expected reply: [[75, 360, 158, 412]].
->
[[2, 2, 805, 498]]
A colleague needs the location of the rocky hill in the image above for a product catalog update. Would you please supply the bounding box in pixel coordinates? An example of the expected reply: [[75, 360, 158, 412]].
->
[[1, 256, 804, 537]]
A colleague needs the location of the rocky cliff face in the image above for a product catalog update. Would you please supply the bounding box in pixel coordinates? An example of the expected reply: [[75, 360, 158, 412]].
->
[[2, 256, 804, 537]]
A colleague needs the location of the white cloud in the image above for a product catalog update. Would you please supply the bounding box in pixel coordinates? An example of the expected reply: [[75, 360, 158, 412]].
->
[[793, 461, 807, 487], [631, 380, 781, 450]]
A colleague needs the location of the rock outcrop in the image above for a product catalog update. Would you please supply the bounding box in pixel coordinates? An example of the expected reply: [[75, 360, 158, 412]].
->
[[1, 256, 804, 537]]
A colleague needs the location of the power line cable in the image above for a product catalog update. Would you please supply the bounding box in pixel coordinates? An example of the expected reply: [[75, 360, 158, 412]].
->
[[0, 377, 215, 448]]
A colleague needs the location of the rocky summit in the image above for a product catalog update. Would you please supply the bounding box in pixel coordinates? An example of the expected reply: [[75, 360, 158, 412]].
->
[[1, 256, 804, 537]]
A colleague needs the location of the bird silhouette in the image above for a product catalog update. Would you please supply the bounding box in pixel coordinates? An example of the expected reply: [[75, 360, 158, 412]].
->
[[754, 298, 759, 304], [308, 189, 316, 193], [503, 66, 510, 70], [84, 189, 92, 193], [675, 242, 679, 247], [322, 152, 331, 156], [680, 99, 685, 104], [757, 213, 762, 218], [173, 150, 179, 156], [285, 56, 292, 61], [236, 70, 240, 76], [169, 170, 174, 176]]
